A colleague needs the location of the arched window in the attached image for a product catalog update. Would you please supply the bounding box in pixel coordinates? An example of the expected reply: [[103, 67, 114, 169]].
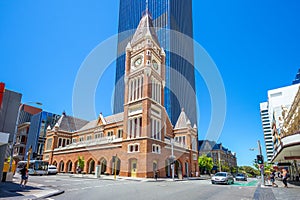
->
[[67, 161, 72, 172], [151, 117, 161, 140], [59, 161, 64, 172]]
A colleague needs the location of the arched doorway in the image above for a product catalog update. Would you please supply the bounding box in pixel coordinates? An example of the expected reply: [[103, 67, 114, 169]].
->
[[174, 160, 182, 179], [129, 158, 137, 178], [111, 156, 121, 175], [165, 159, 182, 178], [74, 160, 78, 173], [88, 159, 95, 174], [99, 158, 107, 174], [185, 161, 189, 177], [59, 161, 64, 173], [52, 161, 57, 167], [153, 161, 158, 178], [67, 161, 72, 173]]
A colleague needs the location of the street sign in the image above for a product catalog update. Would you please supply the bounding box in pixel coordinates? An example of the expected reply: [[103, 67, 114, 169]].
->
[[259, 164, 264, 169]]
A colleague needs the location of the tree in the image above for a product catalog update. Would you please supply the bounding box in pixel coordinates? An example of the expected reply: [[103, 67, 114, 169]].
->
[[77, 156, 84, 173], [220, 164, 230, 172], [239, 165, 260, 177], [198, 154, 213, 174]]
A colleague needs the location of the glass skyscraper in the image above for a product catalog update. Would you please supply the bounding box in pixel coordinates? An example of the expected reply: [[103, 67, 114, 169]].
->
[[292, 68, 300, 84], [114, 0, 197, 125]]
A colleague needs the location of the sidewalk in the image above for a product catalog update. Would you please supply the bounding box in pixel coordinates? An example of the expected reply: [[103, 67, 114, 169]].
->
[[58, 173, 210, 182], [0, 176, 63, 200], [261, 179, 300, 200]]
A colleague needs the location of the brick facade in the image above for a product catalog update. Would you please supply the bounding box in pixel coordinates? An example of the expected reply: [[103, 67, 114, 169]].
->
[[43, 11, 199, 178]]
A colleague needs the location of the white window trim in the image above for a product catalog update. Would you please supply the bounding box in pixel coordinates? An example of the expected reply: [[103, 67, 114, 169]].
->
[[152, 144, 161, 154], [127, 143, 140, 153]]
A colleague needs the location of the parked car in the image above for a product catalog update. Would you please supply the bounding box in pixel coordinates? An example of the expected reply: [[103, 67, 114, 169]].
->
[[47, 165, 58, 175], [211, 172, 234, 185], [235, 173, 247, 181]]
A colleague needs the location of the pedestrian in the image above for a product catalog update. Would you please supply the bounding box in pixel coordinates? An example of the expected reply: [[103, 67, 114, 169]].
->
[[154, 170, 159, 181], [282, 168, 288, 188], [20, 165, 28, 188], [270, 170, 278, 187]]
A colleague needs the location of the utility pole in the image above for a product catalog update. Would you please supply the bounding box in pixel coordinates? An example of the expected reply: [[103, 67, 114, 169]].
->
[[218, 151, 222, 172], [257, 140, 265, 186], [27, 146, 32, 169]]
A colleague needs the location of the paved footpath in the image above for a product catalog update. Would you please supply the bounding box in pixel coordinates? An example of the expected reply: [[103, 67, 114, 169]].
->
[[0, 176, 63, 200], [259, 179, 300, 200]]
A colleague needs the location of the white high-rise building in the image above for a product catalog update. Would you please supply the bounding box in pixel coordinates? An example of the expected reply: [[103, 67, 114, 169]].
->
[[260, 102, 273, 162], [260, 83, 300, 163]]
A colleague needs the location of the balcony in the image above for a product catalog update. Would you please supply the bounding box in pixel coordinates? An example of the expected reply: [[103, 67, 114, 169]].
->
[[55, 136, 123, 151], [164, 138, 188, 149]]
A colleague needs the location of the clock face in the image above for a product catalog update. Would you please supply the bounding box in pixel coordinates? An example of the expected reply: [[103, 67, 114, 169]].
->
[[134, 56, 143, 67], [152, 60, 159, 70]]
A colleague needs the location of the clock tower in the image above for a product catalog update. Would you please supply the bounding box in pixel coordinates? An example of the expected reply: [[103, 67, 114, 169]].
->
[[123, 10, 166, 141]]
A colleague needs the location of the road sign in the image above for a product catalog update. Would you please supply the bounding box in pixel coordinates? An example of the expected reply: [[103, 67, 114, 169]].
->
[[259, 164, 264, 169]]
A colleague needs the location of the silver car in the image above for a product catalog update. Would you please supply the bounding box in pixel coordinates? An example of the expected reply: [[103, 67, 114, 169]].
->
[[211, 172, 234, 185]]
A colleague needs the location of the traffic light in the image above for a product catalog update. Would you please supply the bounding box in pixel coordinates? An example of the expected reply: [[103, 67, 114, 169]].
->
[[257, 155, 264, 164]]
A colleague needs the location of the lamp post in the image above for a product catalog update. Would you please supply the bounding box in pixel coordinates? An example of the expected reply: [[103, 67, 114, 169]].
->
[[250, 140, 265, 186], [8, 102, 42, 172]]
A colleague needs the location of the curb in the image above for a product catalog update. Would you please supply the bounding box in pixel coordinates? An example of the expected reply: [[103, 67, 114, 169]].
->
[[34, 189, 65, 200]]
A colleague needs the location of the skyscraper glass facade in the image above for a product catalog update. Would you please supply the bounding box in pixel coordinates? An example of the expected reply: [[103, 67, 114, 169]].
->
[[292, 68, 300, 84], [25, 111, 60, 160], [114, 0, 197, 125]]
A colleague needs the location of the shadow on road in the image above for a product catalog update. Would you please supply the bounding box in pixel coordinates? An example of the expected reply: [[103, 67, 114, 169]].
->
[[0, 181, 40, 198]]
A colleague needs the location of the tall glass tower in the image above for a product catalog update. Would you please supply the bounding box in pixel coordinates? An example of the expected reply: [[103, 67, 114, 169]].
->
[[292, 68, 300, 84], [114, 0, 197, 126]]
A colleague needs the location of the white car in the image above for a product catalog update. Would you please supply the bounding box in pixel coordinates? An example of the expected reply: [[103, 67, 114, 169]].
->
[[47, 165, 58, 175], [211, 172, 234, 185]]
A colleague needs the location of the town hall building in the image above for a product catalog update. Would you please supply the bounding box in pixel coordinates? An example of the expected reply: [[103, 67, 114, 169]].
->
[[43, 10, 199, 178]]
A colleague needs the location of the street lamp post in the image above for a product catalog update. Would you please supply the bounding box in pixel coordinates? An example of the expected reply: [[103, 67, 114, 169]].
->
[[8, 102, 42, 172], [250, 140, 265, 186]]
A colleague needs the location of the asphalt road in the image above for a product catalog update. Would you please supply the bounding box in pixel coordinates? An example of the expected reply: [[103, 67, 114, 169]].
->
[[29, 175, 260, 200]]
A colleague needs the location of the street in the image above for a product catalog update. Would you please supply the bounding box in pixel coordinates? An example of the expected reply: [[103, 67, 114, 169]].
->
[[28, 175, 259, 200]]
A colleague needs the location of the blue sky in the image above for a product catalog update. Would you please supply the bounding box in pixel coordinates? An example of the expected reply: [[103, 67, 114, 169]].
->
[[1, 0, 300, 166]]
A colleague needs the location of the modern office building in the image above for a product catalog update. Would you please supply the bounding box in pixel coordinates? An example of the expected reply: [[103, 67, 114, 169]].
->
[[25, 111, 61, 160], [292, 68, 300, 84], [260, 83, 300, 162], [114, 0, 197, 126], [0, 86, 22, 181], [260, 102, 273, 162]]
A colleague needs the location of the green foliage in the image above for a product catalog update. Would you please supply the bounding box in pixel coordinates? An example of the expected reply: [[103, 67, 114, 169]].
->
[[238, 165, 260, 177], [219, 163, 230, 172], [253, 160, 272, 171], [78, 156, 85, 169], [264, 162, 272, 171], [198, 154, 213, 173], [230, 166, 237, 174]]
